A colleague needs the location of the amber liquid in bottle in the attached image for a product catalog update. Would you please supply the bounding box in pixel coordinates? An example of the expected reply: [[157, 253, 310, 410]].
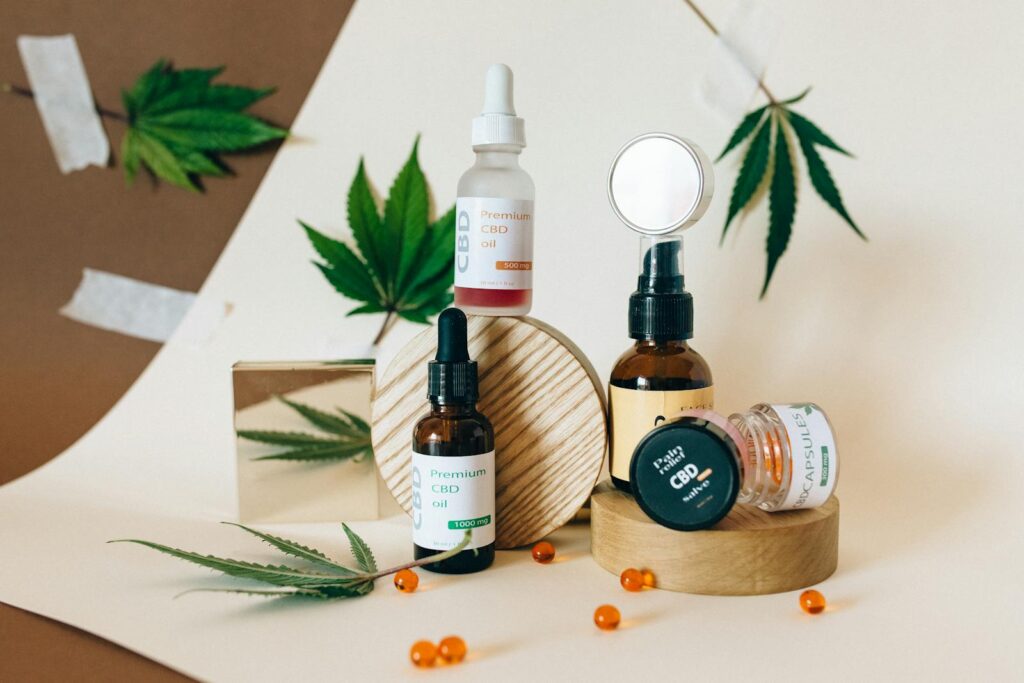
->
[[609, 340, 712, 492], [608, 236, 713, 493], [412, 308, 496, 574], [412, 402, 496, 573]]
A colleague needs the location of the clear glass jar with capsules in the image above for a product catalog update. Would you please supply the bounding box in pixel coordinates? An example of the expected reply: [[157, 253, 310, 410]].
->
[[629, 402, 840, 530], [690, 403, 839, 512]]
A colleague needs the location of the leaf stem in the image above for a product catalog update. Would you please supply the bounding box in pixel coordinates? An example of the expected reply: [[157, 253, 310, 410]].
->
[[2, 81, 128, 121], [364, 530, 473, 581], [681, 0, 778, 105], [371, 310, 397, 346]]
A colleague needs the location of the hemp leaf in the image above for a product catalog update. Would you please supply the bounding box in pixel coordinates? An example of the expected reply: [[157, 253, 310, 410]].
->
[[237, 395, 373, 463], [110, 524, 472, 600], [121, 60, 287, 192], [301, 138, 455, 345], [718, 89, 865, 297], [789, 403, 816, 415]]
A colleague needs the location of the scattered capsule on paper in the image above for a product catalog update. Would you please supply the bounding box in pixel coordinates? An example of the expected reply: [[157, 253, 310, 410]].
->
[[532, 541, 555, 564], [594, 604, 621, 630], [800, 589, 826, 614], [393, 568, 419, 593]]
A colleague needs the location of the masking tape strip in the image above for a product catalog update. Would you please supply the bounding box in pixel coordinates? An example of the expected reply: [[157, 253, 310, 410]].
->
[[320, 332, 376, 361], [17, 35, 110, 174], [60, 268, 230, 346], [695, 0, 780, 123]]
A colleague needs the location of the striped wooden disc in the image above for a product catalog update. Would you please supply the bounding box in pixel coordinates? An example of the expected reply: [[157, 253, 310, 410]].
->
[[372, 316, 607, 548]]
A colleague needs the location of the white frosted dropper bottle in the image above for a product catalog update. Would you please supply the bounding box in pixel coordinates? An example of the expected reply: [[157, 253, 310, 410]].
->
[[454, 64, 535, 317]]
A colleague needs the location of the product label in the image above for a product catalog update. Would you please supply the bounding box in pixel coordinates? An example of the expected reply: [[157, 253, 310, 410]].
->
[[608, 385, 715, 482], [773, 403, 838, 509], [411, 450, 495, 550], [631, 425, 738, 530], [454, 197, 534, 290]]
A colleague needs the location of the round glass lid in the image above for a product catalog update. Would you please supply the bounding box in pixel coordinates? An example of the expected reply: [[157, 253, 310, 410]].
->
[[607, 133, 714, 235]]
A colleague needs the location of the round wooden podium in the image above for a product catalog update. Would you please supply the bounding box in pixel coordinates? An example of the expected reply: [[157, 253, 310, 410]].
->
[[372, 316, 607, 549], [591, 482, 839, 595]]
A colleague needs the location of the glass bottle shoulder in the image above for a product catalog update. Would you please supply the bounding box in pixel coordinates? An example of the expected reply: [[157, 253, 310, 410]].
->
[[412, 410, 494, 456], [457, 149, 534, 198], [610, 341, 713, 390]]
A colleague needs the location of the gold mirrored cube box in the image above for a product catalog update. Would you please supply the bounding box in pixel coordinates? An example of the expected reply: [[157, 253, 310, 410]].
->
[[232, 360, 398, 523]]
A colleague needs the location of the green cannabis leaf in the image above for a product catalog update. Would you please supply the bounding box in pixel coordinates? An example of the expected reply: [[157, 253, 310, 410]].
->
[[343, 523, 378, 573], [718, 89, 865, 297], [236, 395, 372, 463], [788, 402, 816, 415], [110, 524, 472, 600], [121, 60, 287, 192], [301, 138, 455, 345]]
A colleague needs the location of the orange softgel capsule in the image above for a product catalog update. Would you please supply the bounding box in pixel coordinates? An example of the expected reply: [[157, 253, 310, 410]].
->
[[532, 541, 555, 564], [620, 568, 644, 592], [641, 569, 656, 588], [438, 636, 467, 664], [593, 604, 621, 630], [410, 640, 437, 667], [394, 569, 419, 593], [799, 589, 826, 614]]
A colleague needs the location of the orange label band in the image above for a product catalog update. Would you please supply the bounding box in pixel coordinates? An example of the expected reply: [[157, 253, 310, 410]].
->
[[495, 261, 533, 271]]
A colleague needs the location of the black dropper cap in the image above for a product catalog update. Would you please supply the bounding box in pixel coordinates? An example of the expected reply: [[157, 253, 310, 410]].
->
[[629, 238, 693, 340], [428, 308, 478, 404]]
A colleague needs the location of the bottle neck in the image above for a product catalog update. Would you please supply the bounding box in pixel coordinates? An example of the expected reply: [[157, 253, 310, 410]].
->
[[473, 146, 523, 166], [430, 401, 477, 416], [634, 338, 689, 350]]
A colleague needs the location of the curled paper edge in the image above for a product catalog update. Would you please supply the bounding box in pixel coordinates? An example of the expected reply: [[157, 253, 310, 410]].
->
[[17, 34, 110, 174], [59, 268, 230, 346]]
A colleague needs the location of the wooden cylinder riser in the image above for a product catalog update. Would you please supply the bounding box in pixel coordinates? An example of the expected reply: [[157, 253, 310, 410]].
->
[[591, 482, 839, 595]]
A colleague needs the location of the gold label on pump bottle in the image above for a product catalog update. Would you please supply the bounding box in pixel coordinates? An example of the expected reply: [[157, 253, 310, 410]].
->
[[608, 385, 715, 482]]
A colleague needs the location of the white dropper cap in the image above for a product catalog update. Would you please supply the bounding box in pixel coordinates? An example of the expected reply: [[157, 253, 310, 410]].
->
[[471, 64, 526, 148]]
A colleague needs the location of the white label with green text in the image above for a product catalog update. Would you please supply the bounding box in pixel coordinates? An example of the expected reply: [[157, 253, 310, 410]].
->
[[774, 404, 838, 509], [411, 450, 495, 550]]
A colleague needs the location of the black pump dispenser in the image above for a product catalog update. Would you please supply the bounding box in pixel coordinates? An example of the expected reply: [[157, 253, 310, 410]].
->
[[428, 308, 479, 403], [629, 237, 693, 340]]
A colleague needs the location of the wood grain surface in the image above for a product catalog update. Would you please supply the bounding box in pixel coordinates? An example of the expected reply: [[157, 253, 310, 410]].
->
[[591, 481, 839, 595], [372, 316, 607, 548]]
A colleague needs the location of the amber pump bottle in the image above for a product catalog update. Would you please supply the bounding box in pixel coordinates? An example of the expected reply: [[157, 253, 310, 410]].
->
[[608, 236, 714, 492], [412, 308, 496, 573]]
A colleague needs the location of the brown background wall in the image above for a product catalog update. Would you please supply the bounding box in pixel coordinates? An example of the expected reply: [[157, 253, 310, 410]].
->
[[0, 1, 353, 679]]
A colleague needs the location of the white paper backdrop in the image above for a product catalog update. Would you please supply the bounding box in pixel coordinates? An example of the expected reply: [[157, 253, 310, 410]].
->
[[2, 1, 1022, 680]]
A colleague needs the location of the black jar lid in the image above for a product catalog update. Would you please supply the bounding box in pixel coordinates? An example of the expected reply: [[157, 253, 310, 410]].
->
[[629, 416, 741, 531]]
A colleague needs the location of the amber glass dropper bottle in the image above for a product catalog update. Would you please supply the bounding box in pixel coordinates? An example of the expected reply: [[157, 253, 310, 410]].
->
[[608, 236, 713, 492], [412, 308, 496, 573]]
